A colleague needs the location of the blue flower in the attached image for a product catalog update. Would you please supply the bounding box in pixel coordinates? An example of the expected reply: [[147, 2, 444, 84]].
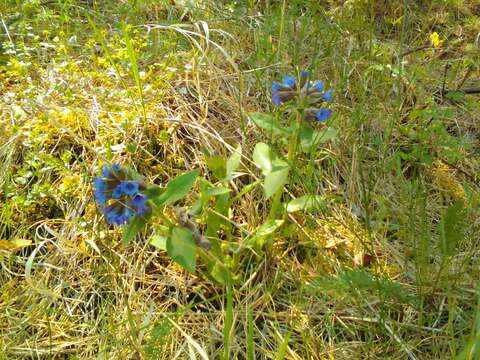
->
[[271, 70, 334, 111], [93, 164, 150, 225], [300, 70, 310, 78], [323, 89, 333, 102], [111, 185, 123, 199], [132, 194, 150, 216], [93, 177, 108, 206], [315, 108, 332, 122], [104, 206, 135, 226], [271, 74, 299, 105], [312, 80, 324, 92], [119, 181, 140, 197], [272, 93, 283, 106], [271, 82, 283, 94], [282, 75, 296, 88]]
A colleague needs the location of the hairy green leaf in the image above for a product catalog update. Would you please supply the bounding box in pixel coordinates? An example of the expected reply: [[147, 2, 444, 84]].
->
[[167, 227, 196, 272]]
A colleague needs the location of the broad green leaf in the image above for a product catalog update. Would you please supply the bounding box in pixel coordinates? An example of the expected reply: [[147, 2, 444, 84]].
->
[[264, 166, 289, 199], [226, 146, 242, 179], [144, 185, 162, 199], [299, 126, 338, 151], [248, 112, 289, 136], [189, 197, 204, 216], [247, 219, 284, 248], [208, 262, 231, 286], [253, 142, 273, 175], [122, 216, 146, 247], [287, 195, 324, 213], [257, 219, 284, 237], [150, 232, 167, 250], [152, 170, 199, 207], [167, 227, 196, 272], [206, 155, 226, 180]]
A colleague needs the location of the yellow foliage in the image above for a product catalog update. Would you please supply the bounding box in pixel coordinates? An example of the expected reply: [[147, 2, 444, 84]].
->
[[429, 160, 466, 201], [430, 32, 443, 48], [0, 239, 32, 251]]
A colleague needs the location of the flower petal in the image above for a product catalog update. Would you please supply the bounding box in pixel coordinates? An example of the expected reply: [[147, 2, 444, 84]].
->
[[282, 75, 296, 88], [323, 89, 333, 102], [315, 108, 332, 122]]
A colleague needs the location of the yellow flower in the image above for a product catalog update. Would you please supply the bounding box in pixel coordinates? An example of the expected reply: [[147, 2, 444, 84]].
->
[[430, 32, 443, 48]]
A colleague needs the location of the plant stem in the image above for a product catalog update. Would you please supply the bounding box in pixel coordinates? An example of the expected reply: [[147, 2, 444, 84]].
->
[[267, 109, 301, 222]]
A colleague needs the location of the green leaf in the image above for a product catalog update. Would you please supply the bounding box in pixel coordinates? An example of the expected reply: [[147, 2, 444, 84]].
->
[[150, 232, 167, 250], [167, 227, 196, 272], [445, 91, 465, 102], [144, 185, 163, 199], [152, 170, 199, 207], [253, 142, 274, 175], [208, 262, 231, 285], [204, 186, 231, 197], [257, 219, 284, 237], [439, 201, 465, 257], [247, 219, 284, 248], [299, 126, 338, 151], [226, 146, 242, 179], [127, 143, 137, 153], [144, 318, 173, 355], [122, 216, 146, 247], [264, 166, 289, 199], [206, 154, 227, 180], [252, 143, 289, 198], [287, 195, 324, 213], [248, 112, 289, 136]]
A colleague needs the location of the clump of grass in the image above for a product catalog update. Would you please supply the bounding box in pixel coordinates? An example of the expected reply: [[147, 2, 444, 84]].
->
[[1, 0, 480, 359]]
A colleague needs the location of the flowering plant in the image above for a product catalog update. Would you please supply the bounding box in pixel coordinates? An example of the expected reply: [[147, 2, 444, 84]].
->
[[246, 68, 337, 250], [271, 70, 333, 122], [94, 164, 150, 225]]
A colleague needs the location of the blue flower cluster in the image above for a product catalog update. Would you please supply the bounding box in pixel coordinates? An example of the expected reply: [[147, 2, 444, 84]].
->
[[93, 164, 150, 225], [271, 70, 333, 122]]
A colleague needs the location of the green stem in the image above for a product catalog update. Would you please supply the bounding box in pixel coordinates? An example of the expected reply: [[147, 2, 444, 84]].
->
[[266, 109, 302, 223]]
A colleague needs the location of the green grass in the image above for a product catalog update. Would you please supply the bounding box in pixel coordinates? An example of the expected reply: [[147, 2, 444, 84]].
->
[[1, 0, 480, 358]]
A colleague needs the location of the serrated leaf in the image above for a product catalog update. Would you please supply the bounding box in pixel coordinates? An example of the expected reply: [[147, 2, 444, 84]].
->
[[167, 227, 196, 272], [253, 142, 273, 175], [122, 216, 146, 247], [150, 232, 167, 250], [152, 170, 199, 207], [287, 195, 324, 213], [264, 166, 289, 199], [248, 112, 289, 136]]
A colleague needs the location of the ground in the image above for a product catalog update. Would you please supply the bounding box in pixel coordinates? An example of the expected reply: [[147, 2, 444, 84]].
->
[[0, 1, 480, 359]]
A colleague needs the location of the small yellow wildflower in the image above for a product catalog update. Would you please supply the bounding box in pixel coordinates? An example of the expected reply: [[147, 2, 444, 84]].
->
[[430, 32, 443, 48]]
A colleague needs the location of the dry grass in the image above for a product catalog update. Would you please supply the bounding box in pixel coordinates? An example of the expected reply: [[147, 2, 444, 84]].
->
[[1, 0, 480, 359]]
